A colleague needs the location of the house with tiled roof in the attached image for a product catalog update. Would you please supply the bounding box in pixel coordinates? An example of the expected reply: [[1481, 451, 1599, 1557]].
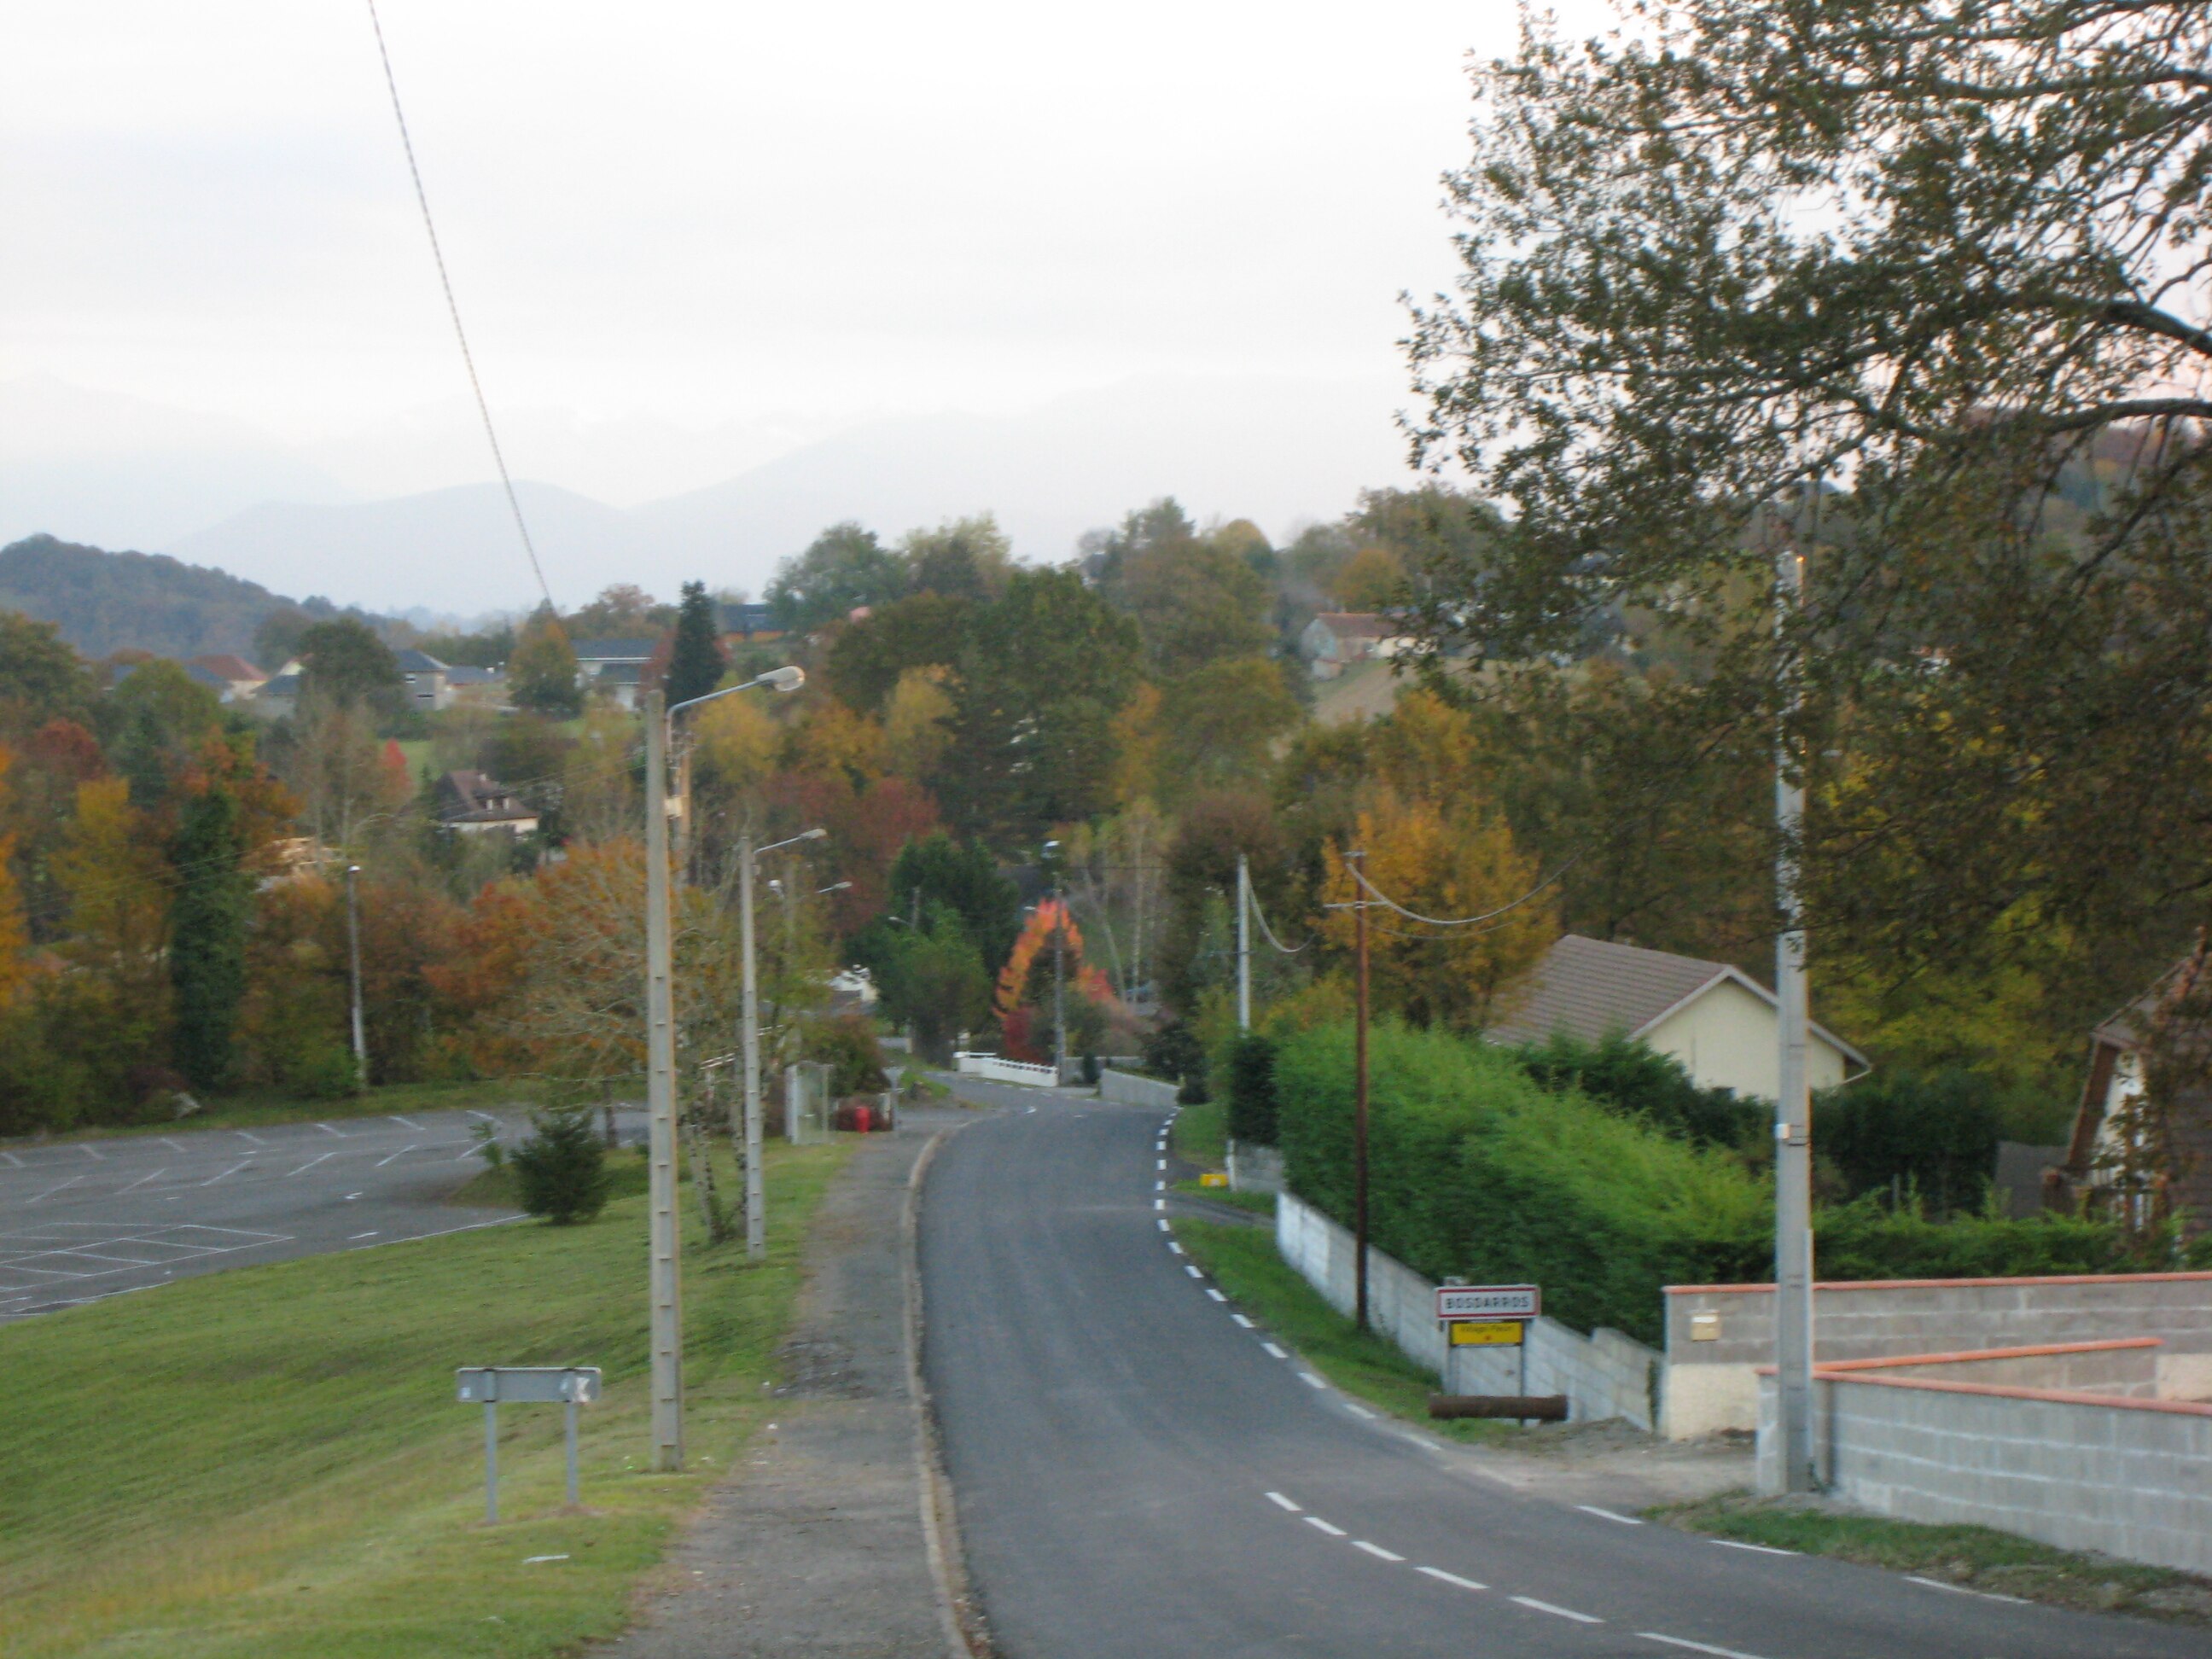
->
[[1487, 933, 1867, 1101], [189, 654, 268, 701], [1298, 611, 1416, 679], [434, 770, 539, 836]]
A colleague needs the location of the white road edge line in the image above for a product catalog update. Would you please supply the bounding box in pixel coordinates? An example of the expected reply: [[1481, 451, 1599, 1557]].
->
[[1231, 1313, 1254, 1328], [1154, 1198, 1165, 1210], [1417, 1566, 1486, 1592], [1298, 1371, 1326, 1389], [1713, 1540, 1798, 1557], [1168, 1243, 1185, 1255], [1157, 1218, 1171, 1231], [1353, 1540, 1403, 1562], [1511, 1597, 1602, 1624], [1265, 1491, 1301, 1512], [1205, 1288, 1227, 1302], [349, 1231, 379, 1240], [1155, 1180, 1164, 1191], [1578, 1505, 1644, 1526], [1639, 1633, 1771, 1659], [1303, 1517, 1346, 1537], [1184, 1264, 1202, 1278], [1261, 1342, 1288, 1359], [1344, 1403, 1377, 1419], [1905, 1575, 2027, 1604]]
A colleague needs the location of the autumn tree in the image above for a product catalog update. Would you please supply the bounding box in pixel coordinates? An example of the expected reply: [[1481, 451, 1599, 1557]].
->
[[0, 749, 30, 1010], [297, 617, 405, 725], [1157, 657, 1302, 800], [509, 610, 582, 717], [1330, 546, 1405, 611], [169, 771, 253, 1088], [903, 515, 1014, 602], [769, 522, 906, 632]]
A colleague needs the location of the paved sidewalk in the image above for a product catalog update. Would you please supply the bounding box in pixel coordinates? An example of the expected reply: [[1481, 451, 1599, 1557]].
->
[[592, 1116, 967, 1658]]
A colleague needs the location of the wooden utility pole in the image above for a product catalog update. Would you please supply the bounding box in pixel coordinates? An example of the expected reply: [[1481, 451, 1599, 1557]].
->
[[1352, 849, 1371, 1333]]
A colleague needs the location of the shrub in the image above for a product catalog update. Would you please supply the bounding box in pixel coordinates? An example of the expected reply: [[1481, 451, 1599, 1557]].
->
[[1224, 1033, 1279, 1145], [1513, 1030, 1763, 1149], [1143, 1021, 1206, 1087], [803, 1015, 889, 1096], [508, 1108, 613, 1224], [1816, 1068, 2000, 1214]]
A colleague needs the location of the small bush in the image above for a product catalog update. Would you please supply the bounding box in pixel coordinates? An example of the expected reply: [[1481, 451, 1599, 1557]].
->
[[1224, 1033, 1279, 1145], [1514, 1030, 1762, 1149], [803, 1015, 889, 1095], [1816, 1068, 2000, 1214], [509, 1109, 613, 1225], [1143, 1021, 1206, 1087]]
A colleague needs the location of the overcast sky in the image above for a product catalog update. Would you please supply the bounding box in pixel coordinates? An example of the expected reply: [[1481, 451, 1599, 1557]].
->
[[3, 2, 1617, 590]]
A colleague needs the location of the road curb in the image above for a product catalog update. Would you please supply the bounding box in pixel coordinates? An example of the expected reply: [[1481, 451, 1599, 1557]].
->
[[906, 1121, 995, 1659]]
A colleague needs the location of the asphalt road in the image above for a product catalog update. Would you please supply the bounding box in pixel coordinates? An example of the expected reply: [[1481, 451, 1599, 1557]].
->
[[920, 1086, 2203, 1659], [0, 1108, 581, 1321]]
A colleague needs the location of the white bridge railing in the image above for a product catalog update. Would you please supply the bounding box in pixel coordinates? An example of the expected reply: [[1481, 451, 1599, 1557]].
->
[[953, 1052, 1059, 1087]]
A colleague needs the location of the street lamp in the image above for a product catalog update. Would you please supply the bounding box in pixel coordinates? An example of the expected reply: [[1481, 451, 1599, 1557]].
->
[[642, 665, 804, 1473], [1041, 840, 1066, 1082], [739, 825, 825, 1260], [345, 864, 367, 1086]]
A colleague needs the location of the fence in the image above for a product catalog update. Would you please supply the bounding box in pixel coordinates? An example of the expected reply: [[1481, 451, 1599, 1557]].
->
[[953, 1052, 1059, 1088], [1098, 1068, 1180, 1109], [1662, 1271, 2212, 1439], [1275, 1192, 1659, 1429]]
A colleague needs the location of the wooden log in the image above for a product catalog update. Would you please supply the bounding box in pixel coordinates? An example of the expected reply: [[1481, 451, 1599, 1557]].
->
[[1428, 1393, 1568, 1422]]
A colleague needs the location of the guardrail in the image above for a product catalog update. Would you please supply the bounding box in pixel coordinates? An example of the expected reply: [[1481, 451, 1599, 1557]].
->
[[954, 1052, 1059, 1087]]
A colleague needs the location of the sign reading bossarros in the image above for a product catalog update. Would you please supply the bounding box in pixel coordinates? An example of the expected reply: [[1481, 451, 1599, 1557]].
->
[[1435, 1284, 1539, 1322]]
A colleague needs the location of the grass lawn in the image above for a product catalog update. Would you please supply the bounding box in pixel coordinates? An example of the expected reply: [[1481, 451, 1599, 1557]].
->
[[0, 1137, 851, 1659], [1173, 1219, 1508, 1444], [1168, 1097, 1225, 1169], [1170, 1179, 1274, 1216], [11, 1077, 582, 1146], [1653, 1492, 2212, 1626]]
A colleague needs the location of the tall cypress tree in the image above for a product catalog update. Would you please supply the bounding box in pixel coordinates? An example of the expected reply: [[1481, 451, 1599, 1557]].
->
[[169, 782, 252, 1091], [664, 581, 727, 707]]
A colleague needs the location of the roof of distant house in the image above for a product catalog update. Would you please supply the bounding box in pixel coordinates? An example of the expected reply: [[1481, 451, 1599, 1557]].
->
[[444, 664, 503, 684], [393, 649, 449, 674], [573, 637, 659, 662], [437, 769, 536, 824], [1487, 933, 1867, 1066], [190, 654, 266, 684], [259, 672, 301, 698], [1309, 611, 1402, 639]]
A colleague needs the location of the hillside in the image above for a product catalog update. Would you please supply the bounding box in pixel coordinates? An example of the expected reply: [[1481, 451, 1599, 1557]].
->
[[0, 534, 346, 661]]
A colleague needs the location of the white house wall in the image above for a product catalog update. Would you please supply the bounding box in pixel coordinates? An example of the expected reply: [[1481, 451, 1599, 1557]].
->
[[1642, 979, 1850, 1102]]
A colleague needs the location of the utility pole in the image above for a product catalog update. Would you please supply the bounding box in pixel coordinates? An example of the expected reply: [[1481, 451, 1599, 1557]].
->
[[1351, 849, 1371, 1333], [739, 826, 764, 1259], [643, 690, 684, 1471], [345, 864, 368, 1086], [1771, 541, 1816, 1494], [1052, 885, 1067, 1082], [1236, 853, 1252, 1031]]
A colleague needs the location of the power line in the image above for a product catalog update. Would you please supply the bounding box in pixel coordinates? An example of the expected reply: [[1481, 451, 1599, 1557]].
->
[[364, 0, 558, 620], [1247, 884, 1307, 955], [1341, 855, 1574, 931]]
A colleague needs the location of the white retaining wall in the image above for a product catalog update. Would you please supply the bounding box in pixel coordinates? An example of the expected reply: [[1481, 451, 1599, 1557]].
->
[[1225, 1138, 1284, 1194], [1663, 1272, 2212, 1440], [1758, 1366, 2212, 1575], [1098, 1068, 1180, 1109], [1275, 1192, 1659, 1429]]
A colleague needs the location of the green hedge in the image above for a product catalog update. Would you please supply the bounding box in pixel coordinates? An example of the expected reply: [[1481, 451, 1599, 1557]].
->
[[1275, 1022, 2139, 1347]]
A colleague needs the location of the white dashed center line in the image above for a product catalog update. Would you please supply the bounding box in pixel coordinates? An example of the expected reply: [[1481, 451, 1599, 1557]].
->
[[1577, 1505, 1643, 1525], [1639, 1634, 1772, 1659], [1261, 1342, 1287, 1359], [1353, 1540, 1404, 1562], [1265, 1491, 1301, 1512], [1512, 1596, 1602, 1624], [1417, 1566, 1486, 1592], [1303, 1516, 1347, 1537]]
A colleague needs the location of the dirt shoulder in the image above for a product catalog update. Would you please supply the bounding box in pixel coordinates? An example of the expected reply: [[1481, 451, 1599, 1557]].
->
[[591, 1115, 971, 1659]]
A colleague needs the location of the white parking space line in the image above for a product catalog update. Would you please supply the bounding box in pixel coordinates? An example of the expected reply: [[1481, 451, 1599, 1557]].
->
[[1712, 1540, 1797, 1557], [467, 1110, 498, 1122], [1639, 1633, 1772, 1659], [315, 1122, 346, 1138], [375, 1144, 419, 1167], [1265, 1492, 1301, 1512], [1261, 1342, 1288, 1359], [1511, 1597, 1602, 1624], [1417, 1566, 1487, 1592], [0, 1151, 20, 1167], [455, 1143, 481, 1161], [79, 1144, 104, 1160], [202, 1161, 252, 1186], [160, 1138, 185, 1152], [286, 1153, 337, 1177], [1578, 1505, 1644, 1526], [117, 1168, 166, 1194], [1303, 1516, 1347, 1538], [235, 1131, 267, 1145], [1231, 1313, 1254, 1328], [389, 1115, 423, 1131], [27, 1176, 84, 1204], [1353, 1540, 1404, 1562]]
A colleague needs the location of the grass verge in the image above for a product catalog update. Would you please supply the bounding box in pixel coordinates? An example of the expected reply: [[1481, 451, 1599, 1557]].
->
[[1169, 1097, 1225, 1168], [1653, 1492, 2212, 1625], [1170, 1179, 1274, 1216], [0, 1137, 851, 1659], [1174, 1218, 1508, 1443]]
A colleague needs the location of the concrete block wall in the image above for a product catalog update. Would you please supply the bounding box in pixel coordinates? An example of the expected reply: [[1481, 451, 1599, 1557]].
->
[[1834, 1338, 2163, 1397], [1663, 1272, 2212, 1439], [1099, 1068, 1180, 1109], [1757, 1369, 2212, 1575], [1226, 1139, 1284, 1194], [1275, 1193, 1659, 1429]]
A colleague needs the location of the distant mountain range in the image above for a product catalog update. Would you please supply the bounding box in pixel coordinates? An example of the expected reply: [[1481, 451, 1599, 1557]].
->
[[3, 373, 1423, 615]]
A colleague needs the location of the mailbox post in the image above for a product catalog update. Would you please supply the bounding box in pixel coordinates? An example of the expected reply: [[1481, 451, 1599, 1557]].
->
[[457, 1366, 602, 1522]]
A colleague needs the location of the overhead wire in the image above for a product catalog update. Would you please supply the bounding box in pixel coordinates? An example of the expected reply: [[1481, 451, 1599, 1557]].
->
[[364, 0, 559, 620]]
